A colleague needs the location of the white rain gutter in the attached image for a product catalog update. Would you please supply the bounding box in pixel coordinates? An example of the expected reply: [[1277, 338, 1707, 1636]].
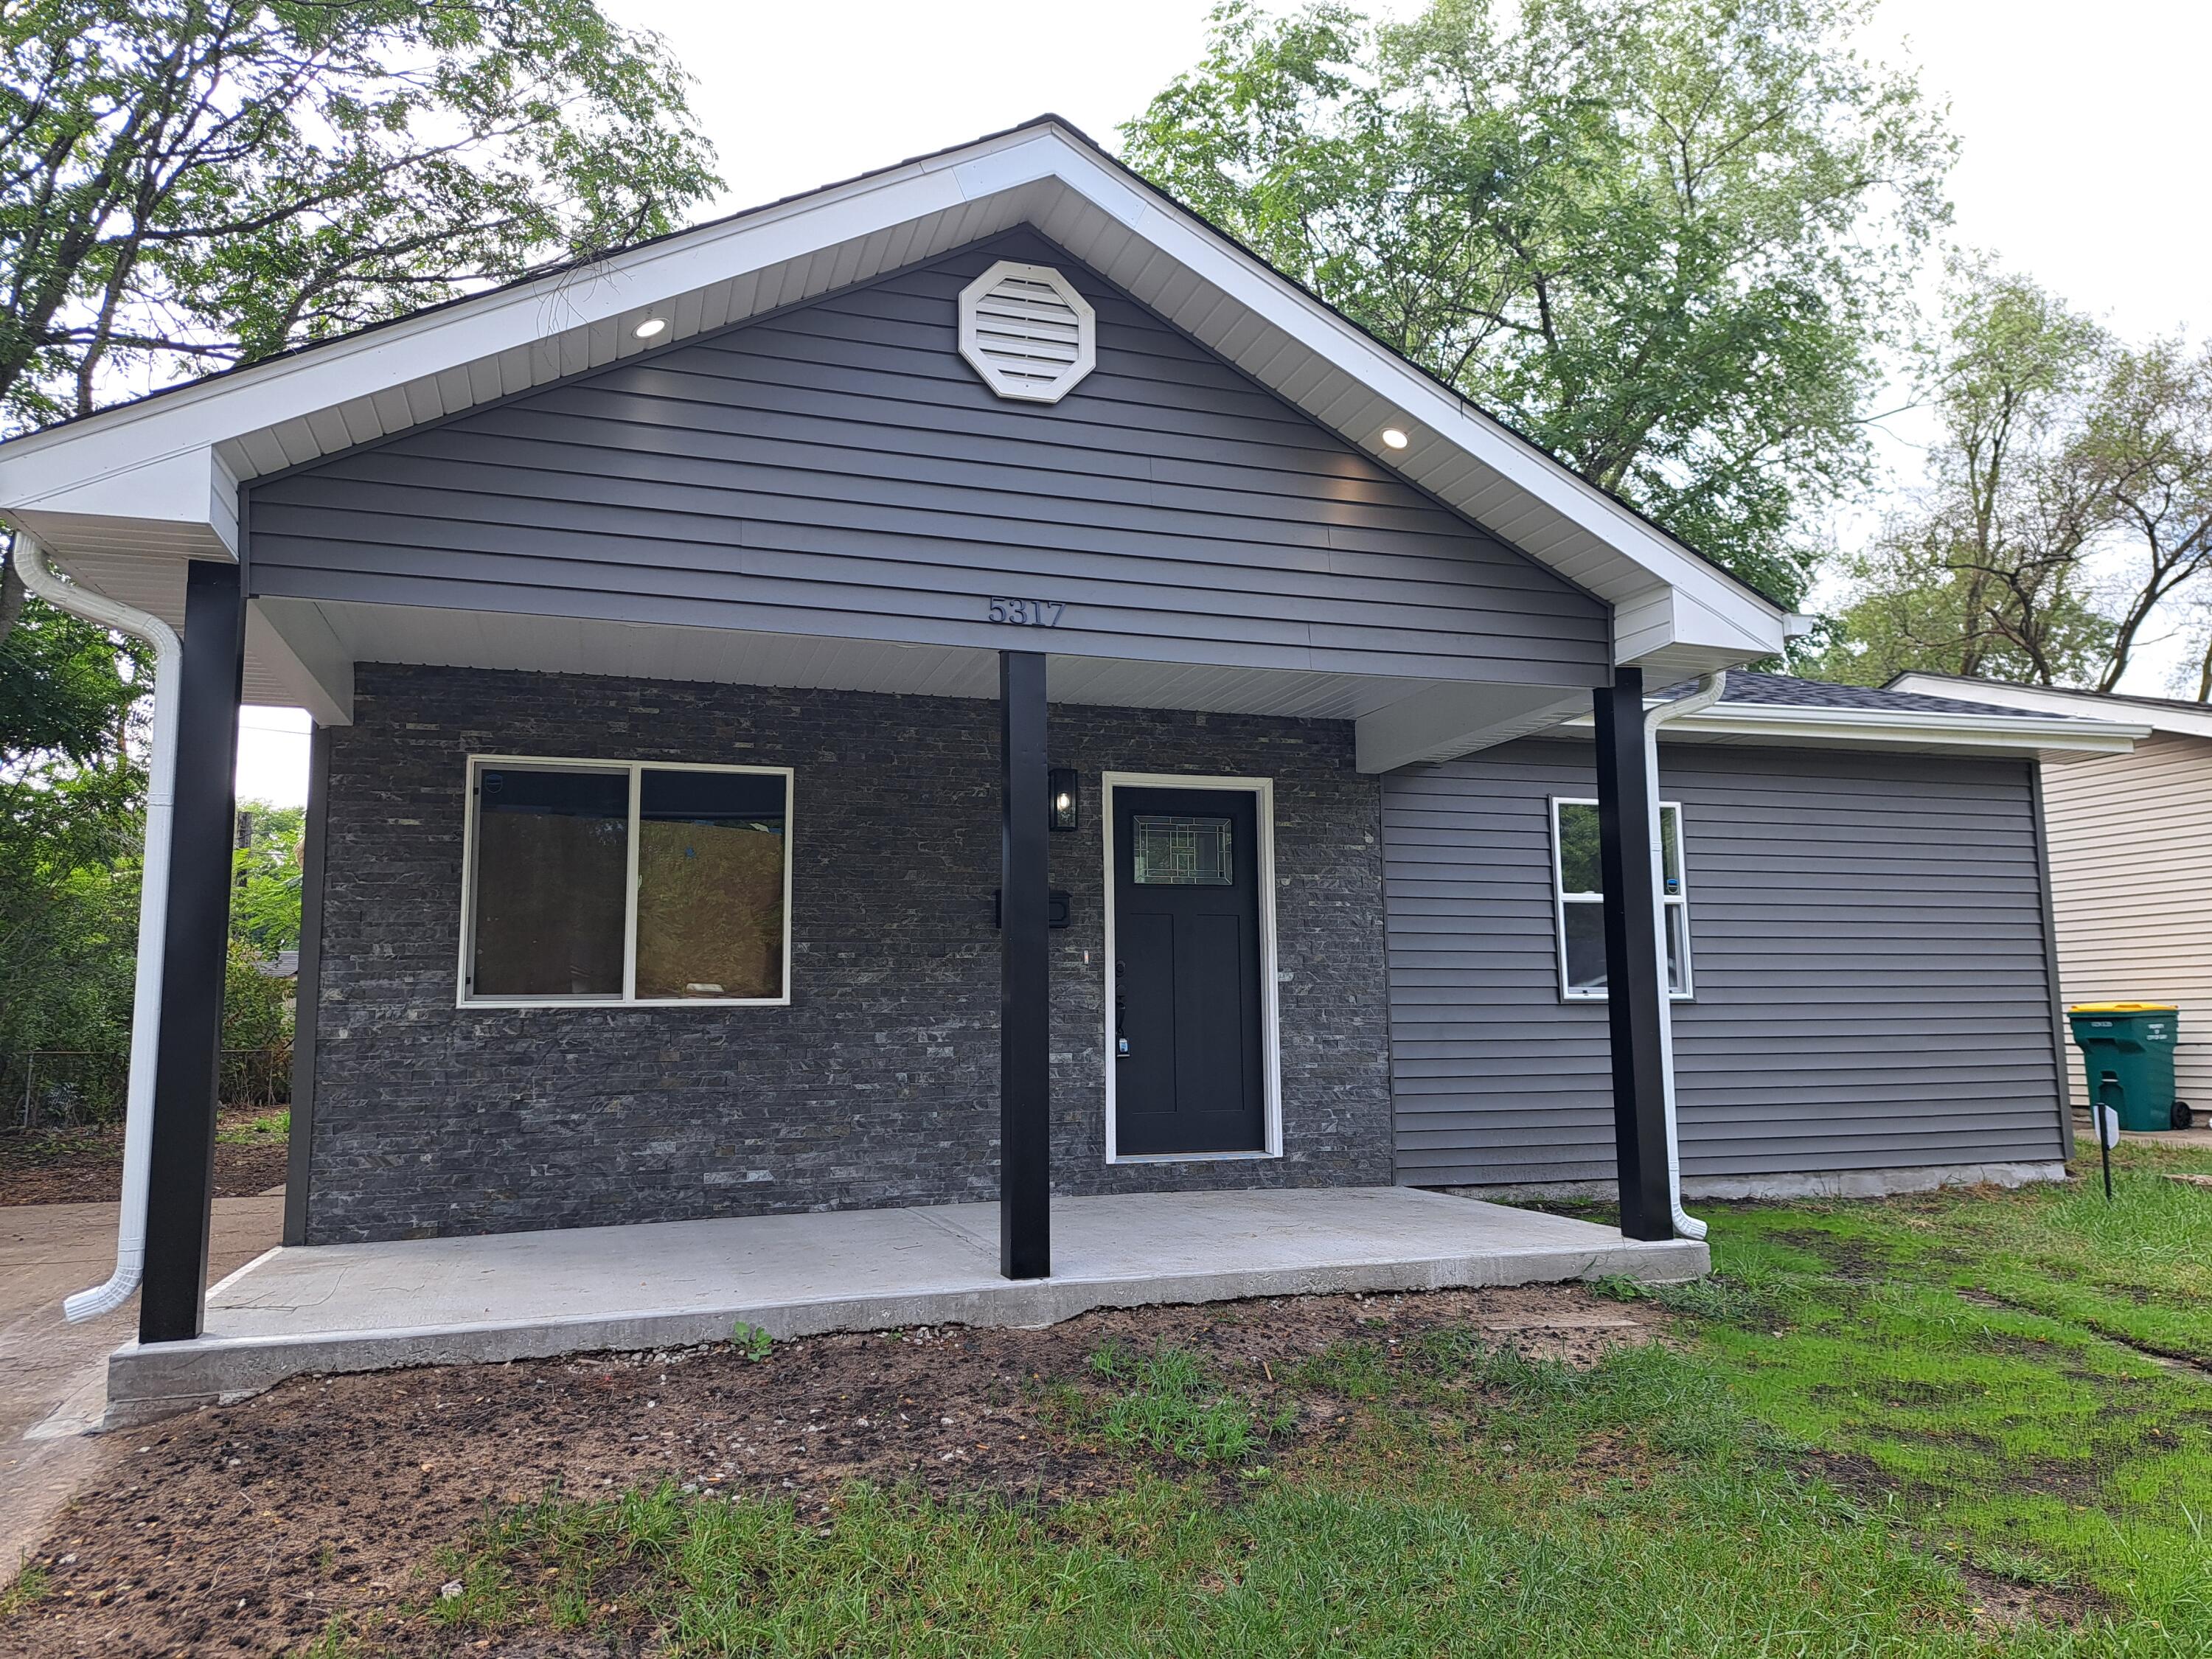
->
[[12, 534, 183, 1321], [1643, 670, 1726, 1242]]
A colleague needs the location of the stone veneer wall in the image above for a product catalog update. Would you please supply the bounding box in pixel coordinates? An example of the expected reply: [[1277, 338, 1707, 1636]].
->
[[302, 664, 1392, 1242]]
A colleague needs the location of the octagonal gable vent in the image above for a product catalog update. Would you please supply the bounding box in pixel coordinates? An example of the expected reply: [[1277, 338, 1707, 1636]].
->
[[958, 260, 1096, 403]]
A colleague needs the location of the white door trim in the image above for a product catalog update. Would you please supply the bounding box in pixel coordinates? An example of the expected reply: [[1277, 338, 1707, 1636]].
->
[[1100, 771, 1284, 1164]]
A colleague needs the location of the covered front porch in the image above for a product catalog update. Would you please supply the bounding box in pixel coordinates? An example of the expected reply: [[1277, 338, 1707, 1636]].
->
[[0, 118, 1794, 1389], [102, 1184, 1705, 1427]]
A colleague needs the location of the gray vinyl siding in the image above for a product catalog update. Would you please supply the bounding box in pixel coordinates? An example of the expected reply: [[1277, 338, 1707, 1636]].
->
[[246, 230, 1608, 686], [1385, 740, 2068, 1186]]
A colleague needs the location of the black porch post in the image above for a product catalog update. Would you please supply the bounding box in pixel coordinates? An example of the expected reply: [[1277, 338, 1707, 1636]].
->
[[1593, 669, 1673, 1242], [139, 559, 248, 1343], [998, 650, 1051, 1279]]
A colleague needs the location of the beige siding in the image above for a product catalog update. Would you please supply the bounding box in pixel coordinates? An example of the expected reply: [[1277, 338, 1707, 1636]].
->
[[2040, 730, 2212, 1110]]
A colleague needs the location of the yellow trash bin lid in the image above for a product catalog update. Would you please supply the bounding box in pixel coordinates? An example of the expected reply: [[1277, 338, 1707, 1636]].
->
[[2068, 1002, 2178, 1013]]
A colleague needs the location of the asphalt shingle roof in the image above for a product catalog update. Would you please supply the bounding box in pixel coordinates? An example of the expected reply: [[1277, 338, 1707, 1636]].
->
[[1680, 671, 2065, 720]]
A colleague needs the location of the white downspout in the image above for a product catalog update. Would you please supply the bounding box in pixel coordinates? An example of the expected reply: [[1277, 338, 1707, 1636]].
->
[[1641, 669, 1726, 1242], [12, 533, 184, 1322]]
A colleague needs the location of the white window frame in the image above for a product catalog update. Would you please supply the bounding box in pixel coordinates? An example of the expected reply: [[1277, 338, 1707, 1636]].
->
[[1549, 796, 1693, 1004], [1100, 772, 1284, 1164], [456, 754, 795, 1009]]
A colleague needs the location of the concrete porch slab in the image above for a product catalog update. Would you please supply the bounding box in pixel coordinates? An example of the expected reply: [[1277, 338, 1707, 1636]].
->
[[105, 1186, 1705, 1427]]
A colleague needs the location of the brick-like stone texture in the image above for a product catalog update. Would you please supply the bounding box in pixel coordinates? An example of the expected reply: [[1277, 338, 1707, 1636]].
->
[[304, 664, 1392, 1242]]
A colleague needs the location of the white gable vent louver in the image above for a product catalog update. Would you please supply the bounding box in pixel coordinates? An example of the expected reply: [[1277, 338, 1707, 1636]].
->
[[958, 260, 1096, 403]]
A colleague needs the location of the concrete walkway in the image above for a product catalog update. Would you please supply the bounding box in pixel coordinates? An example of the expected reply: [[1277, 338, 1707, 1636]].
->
[[107, 1186, 1704, 1427], [1, 1195, 282, 1581]]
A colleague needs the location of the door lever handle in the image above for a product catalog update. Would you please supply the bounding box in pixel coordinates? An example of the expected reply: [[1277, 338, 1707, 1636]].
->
[[1114, 959, 1130, 1057]]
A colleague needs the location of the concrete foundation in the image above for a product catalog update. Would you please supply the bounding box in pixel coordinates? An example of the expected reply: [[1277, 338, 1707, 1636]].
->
[[1441, 1161, 2070, 1206], [104, 1186, 1704, 1428]]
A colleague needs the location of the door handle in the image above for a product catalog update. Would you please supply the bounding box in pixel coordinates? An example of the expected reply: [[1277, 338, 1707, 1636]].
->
[[1114, 959, 1130, 1058]]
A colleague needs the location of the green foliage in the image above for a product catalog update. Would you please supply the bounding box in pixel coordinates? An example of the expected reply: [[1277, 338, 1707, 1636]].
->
[[1079, 1339, 1293, 1464], [728, 1321, 773, 1363], [1812, 262, 2212, 693], [230, 800, 304, 956], [0, 757, 142, 1072], [221, 936, 292, 1057], [0, 0, 720, 434], [0, 594, 147, 768], [1123, 0, 1955, 605], [0, 1564, 49, 1618], [215, 1108, 288, 1146]]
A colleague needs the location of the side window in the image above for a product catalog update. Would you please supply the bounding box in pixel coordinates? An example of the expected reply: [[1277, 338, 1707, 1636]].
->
[[464, 759, 791, 1005], [1551, 799, 1690, 1000]]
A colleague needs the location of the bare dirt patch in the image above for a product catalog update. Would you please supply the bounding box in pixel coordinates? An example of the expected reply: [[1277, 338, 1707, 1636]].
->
[[3, 1284, 1658, 1657], [0, 1113, 287, 1206], [1958, 1562, 2104, 1632]]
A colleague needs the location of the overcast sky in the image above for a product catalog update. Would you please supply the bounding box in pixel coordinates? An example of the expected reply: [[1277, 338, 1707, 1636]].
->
[[234, 0, 2212, 804]]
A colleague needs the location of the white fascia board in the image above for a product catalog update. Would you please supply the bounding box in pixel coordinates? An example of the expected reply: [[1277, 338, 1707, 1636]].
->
[[6, 446, 240, 557], [1888, 673, 2212, 741], [1670, 704, 2147, 755], [1553, 700, 2148, 757]]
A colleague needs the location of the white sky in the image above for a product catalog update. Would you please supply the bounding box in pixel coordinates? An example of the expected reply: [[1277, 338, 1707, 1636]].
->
[[234, 0, 2212, 805]]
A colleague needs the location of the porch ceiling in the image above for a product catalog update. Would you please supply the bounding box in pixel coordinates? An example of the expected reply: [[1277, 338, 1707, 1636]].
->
[[254, 594, 1587, 765]]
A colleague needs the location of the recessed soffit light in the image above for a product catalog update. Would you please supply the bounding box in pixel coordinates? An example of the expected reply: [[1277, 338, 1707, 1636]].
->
[[633, 316, 669, 339], [1380, 426, 1410, 450]]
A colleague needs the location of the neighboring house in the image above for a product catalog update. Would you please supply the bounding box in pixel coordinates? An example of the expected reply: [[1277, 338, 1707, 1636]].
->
[[1890, 672, 2212, 1116], [0, 119, 2132, 1353]]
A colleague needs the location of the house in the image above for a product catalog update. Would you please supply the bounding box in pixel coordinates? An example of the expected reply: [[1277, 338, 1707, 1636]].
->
[[0, 121, 2138, 1391], [1889, 672, 2212, 1119]]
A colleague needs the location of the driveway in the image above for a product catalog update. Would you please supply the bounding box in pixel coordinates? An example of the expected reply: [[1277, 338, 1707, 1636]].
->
[[0, 1196, 282, 1582]]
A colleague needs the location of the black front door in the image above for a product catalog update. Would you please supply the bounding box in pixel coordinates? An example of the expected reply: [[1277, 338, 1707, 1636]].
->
[[1112, 786, 1266, 1156]]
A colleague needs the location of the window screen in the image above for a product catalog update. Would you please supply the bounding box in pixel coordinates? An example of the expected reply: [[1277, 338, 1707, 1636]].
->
[[469, 767, 629, 998], [465, 761, 791, 1004]]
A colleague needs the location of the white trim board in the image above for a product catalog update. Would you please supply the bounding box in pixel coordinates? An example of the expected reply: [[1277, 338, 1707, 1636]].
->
[[1099, 772, 1284, 1166], [1886, 674, 2212, 742], [0, 119, 1788, 676], [456, 754, 796, 1009], [1544, 699, 2149, 761]]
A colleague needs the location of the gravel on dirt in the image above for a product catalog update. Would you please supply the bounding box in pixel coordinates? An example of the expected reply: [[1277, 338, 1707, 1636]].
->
[[1, 1284, 1659, 1656]]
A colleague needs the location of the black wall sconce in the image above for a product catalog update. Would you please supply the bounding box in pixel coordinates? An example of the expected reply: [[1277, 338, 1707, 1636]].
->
[[1048, 767, 1079, 832]]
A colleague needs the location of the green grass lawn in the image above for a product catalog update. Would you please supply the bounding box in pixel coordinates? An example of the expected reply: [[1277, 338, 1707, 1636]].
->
[[339, 1141, 2212, 1656]]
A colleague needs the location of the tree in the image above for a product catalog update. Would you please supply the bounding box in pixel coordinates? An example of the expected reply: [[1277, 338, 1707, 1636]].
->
[[1121, 0, 1955, 605], [229, 798, 303, 957], [2079, 338, 2212, 692], [1814, 265, 2212, 695], [0, 0, 720, 642]]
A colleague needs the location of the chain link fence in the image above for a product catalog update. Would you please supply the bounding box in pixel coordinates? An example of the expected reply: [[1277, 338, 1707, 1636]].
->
[[4, 1046, 291, 1133]]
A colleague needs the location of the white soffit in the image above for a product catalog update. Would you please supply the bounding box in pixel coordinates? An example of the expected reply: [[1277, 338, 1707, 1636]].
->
[[0, 119, 1787, 670], [258, 597, 1440, 723]]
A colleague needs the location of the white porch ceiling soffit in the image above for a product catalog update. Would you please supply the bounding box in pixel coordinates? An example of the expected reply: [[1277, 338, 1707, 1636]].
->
[[0, 118, 1790, 720]]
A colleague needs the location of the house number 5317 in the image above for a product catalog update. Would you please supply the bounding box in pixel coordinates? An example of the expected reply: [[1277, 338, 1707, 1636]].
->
[[988, 597, 1065, 627]]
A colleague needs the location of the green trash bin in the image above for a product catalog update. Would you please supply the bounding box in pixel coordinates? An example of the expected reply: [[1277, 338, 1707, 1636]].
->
[[2067, 1004, 2193, 1133]]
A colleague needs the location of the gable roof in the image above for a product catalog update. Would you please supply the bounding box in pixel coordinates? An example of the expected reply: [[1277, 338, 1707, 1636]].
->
[[1887, 672, 2212, 742], [0, 116, 1787, 686]]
